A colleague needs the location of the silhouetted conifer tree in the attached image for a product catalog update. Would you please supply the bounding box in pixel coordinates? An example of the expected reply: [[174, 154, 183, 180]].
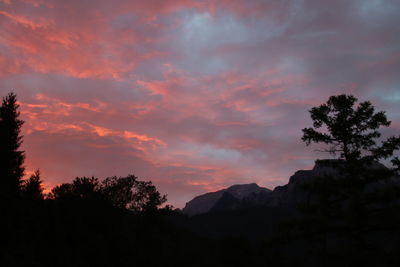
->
[[22, 169, 44, 201], [302, 94, 399, 162], [300, 94, 400, 264], [0, 92, 25, 200]]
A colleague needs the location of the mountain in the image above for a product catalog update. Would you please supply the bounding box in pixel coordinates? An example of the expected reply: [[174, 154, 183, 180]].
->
[[182, 159, 397, 216], [182, 183, 271, 216], [181, 163, 329, 216]]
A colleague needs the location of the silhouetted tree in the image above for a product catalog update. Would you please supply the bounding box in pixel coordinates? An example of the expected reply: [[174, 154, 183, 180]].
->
[[101, 175, 167, 212], [302, 94, 400, 162], [49, 177, 101, 202], [393, 157, 400, 173], [301, 94, 400, 201], [300, 94, 400, 264], [130, 180, 167, 213], [48, 183, 74, 200], [101, 175, 138, 209], [0, 92, 25, 200], [50, 175, 167, 213], [22, 169, 44, 201]]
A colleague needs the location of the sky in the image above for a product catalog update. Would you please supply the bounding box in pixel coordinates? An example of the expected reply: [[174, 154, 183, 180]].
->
[[1, 0, 400, 208]]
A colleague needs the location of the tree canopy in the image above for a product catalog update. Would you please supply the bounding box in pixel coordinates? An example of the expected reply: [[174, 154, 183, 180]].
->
[[50, 175, 168, 212], [302, 94, 400, 164]]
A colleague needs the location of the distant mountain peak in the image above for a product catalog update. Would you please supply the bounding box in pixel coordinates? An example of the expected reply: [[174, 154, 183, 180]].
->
[[226, 183, 271, 199], [182, 183, 271, 216], [183, 161, 364, 216]]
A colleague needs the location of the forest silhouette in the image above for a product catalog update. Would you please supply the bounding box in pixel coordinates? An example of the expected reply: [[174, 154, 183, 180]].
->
[[1, 92, 400, 267]]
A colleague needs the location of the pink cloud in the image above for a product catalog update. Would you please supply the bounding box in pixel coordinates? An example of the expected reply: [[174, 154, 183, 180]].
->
[[1, 0, 399, 208], [0, 10, 52, 29]]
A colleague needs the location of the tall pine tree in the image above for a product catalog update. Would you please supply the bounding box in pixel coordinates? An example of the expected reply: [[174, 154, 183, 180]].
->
[[0, 92, 25, 200], [300, 94, 400, 263]]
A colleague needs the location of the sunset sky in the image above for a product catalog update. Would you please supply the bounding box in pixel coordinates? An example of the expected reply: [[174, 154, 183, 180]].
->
[[1, 0, 399, 207]]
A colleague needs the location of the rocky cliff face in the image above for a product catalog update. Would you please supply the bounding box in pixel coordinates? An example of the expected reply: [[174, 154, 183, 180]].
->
[[262, 160, 344, 208], [182, 183, 271, 216], [182, 165, 325, 216], [182, 160, 396, 216]]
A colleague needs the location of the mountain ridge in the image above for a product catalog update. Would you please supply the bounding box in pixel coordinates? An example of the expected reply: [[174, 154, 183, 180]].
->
[[182, 183, 271, 216], [182, 159, 396, 216]]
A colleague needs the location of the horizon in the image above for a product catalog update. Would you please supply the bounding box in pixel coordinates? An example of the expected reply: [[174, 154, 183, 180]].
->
[[1, 0, 400, 208]]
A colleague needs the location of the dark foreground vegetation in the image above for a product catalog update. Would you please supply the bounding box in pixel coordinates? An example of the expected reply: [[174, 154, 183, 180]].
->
[[1, 92, 400, 266]]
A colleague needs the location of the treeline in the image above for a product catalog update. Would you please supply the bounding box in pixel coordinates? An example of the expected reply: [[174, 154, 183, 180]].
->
[[0, 92, 265, 267], [2, 92, 400, 266], [0, 93, 175, 266], [0, 93, 168, 210]]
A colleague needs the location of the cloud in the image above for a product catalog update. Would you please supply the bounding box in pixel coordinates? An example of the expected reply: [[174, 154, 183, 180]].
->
[[1, 0, 399, 207], [0, 10, 52, 29]]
